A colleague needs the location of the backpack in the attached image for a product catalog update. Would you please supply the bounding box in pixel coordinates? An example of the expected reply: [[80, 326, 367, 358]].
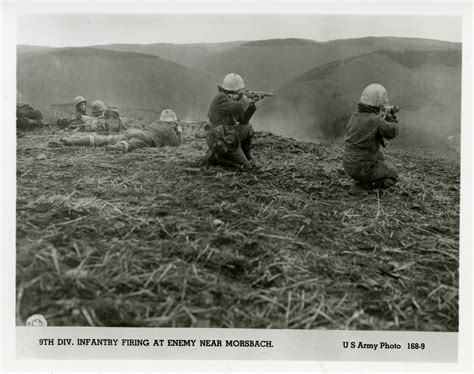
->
[[206, 125, 239, 155]]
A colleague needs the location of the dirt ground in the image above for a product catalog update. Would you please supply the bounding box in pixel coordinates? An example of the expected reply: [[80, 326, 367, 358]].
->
[[16, 127, 460, 330]]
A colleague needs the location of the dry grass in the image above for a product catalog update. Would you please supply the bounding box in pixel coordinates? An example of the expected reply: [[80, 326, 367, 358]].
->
[[16, 128, 460, 330]]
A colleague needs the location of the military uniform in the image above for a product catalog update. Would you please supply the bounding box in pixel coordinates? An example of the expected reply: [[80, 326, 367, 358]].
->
[[205, 90, 255, 168], [111, 121, 182, 151], [52, 109, 128, 147], [342, 103, 399, 187]]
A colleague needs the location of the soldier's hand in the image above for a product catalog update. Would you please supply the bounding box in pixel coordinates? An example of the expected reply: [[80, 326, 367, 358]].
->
[[384, 113, 398, 123]]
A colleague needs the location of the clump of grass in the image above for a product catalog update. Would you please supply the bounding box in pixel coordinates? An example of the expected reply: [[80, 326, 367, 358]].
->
[[16, 128, 459, 330]]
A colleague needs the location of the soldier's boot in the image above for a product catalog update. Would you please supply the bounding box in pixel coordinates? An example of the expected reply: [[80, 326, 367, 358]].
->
[[372, 177, 397, 190], [48, 140, 65, 148], [349, 182, 369, 196], [105, 141, 128, 153], [225, 147, 252, 170], [60, 135, 94, 146], [241, 137, 252, 161], [219, 158, 247, 170], [196, 149, 213, 167], [382, 178, 396, 188]]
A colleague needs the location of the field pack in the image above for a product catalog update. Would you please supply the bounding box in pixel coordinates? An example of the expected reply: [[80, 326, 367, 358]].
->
[[16, 102, 44, 130]]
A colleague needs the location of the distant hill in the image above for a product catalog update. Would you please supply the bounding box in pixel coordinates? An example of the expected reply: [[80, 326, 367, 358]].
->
[[257, 49, 461, 148], [16, 37, 462, 148], [182, 40, 248, 52], [92, 43, 214, 69], [17, 45, 52, 54], [92, 41, 249, 69], [17, 47, 217, 121], [197, 37, 462, 91]]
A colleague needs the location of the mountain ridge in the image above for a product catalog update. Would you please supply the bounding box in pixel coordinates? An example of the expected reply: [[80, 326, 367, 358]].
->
[[258, 48, 461, 147]]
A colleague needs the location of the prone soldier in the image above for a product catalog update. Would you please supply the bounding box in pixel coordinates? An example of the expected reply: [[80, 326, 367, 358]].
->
[[105, 109, 182, 152], [56, 96, 88, 129]]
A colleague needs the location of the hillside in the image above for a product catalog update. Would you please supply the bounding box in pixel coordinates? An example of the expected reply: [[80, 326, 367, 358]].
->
[[16, 37, 462, 147], [182, 41, 248, 52], [92, 41, 249, 69], [196, 37, 461, 91], [17, 47, 217, 121], [257, 49, 461, 148], [17, 44, 52, 54], [16, 128, 459, 330], [92, 43, 214, 69]]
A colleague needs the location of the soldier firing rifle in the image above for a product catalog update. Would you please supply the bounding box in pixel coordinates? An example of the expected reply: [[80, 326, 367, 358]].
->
[[196, 73, 276, 170]]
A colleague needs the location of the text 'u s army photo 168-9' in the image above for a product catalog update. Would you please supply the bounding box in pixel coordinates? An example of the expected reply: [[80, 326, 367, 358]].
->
[[15, 13, 461, 335]]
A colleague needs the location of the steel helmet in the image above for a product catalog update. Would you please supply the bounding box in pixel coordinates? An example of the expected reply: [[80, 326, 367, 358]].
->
[[221, 73, 245, 92], [360, 84, 389, 107], [91, 100, 106, 116], [73, 96, 87, 107], [160, 109, 178, 122]]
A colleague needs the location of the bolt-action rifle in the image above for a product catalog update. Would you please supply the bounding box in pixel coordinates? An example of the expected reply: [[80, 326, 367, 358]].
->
[[377, 105, 400, 147], [243, 90, 276, 101]]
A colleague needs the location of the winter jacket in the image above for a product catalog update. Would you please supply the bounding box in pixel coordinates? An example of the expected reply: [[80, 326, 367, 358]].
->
[[208, 91, 246, 127], [138, 121, 181, 147], [343, 106, 399, 170]]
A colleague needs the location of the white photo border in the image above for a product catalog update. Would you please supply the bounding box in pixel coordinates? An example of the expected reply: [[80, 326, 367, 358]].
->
[[2, 0, 472, 372]]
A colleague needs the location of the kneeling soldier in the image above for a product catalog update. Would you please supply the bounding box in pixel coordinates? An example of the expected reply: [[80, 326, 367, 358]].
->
[[342, 83, 399, 195], [198, 73, 257, 169]]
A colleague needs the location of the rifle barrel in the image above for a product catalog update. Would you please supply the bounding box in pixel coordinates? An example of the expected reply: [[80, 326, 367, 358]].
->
[[245, 90, 276, 97]]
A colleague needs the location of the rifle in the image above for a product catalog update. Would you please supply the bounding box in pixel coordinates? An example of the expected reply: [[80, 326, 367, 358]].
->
[[377, 105, 400, 147], [243, 90, 276, 101], [182, 120, 208, 132], [380, 105, 400, 122]]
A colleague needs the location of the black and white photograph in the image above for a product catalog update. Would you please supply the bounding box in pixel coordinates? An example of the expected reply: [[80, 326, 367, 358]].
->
[[3, 0, 473, 368]]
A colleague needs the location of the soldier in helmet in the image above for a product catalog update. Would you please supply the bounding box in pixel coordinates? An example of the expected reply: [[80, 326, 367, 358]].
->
[[57, 96, 88, 129], [50, 99, 126, 147], [73, 96, 87, 115], [105, 109, 182, 152], [197, 73, 258, 170], [342, 83, 399, 195], [91, 100, 107, 117]]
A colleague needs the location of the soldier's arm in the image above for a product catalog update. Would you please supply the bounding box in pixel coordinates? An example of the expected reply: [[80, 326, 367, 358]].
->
[[216, 94, 246, 115], [376, 117, 399, 140]]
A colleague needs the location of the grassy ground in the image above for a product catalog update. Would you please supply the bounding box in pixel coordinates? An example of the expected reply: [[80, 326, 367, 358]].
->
[[16, 128, 460, 330]]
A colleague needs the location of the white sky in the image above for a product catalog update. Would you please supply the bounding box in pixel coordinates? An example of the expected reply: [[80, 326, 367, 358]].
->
[[17, 14, 462, 47]]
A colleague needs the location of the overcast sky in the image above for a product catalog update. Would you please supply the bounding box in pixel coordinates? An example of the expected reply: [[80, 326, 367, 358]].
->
[[17, 14, 461, 47]]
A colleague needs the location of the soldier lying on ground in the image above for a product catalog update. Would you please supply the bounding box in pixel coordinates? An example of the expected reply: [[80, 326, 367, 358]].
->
[[105, 109, 182, 152], [197, 73, 260, 170], [74, 96, 87, 116], [90, 100, 138, 128], [49, 109, 182, 150], [49, 101, 126, 147], [56, 96, 88, 129], [91, 100, 106, 117], [342, 83, 399, 195]]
